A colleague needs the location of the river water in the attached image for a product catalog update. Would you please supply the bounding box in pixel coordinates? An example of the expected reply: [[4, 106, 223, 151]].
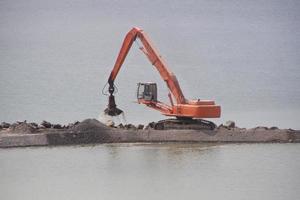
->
[[0, 143, 300, 200]]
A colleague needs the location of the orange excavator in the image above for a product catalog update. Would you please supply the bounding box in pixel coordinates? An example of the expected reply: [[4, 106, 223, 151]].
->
[[104, 27, 221, 130]]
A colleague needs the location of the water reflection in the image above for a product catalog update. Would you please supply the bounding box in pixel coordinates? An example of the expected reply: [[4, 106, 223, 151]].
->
[[103, 143, 224, 169], [0, 144, 299, 200]]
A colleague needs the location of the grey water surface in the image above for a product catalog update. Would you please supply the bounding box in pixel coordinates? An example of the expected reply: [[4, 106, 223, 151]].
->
[[0, 143, 300, 200]]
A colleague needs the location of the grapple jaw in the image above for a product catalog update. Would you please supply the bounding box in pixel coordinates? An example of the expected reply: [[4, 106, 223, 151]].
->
[[104, 94, 123, 116]]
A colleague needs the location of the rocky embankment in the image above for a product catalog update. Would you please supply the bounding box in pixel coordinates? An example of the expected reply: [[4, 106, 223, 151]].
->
[[0, 119, 299, 148]]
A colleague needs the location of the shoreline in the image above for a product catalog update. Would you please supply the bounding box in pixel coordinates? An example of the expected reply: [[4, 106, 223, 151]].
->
[[1, 119, 299, 148]]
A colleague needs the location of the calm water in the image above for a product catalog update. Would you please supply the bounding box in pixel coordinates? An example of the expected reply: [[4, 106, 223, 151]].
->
[[0, 143, 299, 200]]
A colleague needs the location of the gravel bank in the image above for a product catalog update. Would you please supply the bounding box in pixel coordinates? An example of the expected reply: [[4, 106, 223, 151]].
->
[[1, 119, 299, 148]]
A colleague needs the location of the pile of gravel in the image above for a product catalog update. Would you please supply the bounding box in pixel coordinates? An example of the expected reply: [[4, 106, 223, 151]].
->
[[71, 119, 111, 133]]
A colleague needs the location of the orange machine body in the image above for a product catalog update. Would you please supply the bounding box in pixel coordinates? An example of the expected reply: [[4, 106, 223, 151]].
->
[[138, 99, 220, 118], [106, 27, 221, 119]]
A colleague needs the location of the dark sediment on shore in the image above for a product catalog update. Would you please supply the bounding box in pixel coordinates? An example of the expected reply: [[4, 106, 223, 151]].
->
[[0, 119, 299, 148]]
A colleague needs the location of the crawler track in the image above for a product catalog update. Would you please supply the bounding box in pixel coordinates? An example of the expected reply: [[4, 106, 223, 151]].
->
[[152, 118, 216, 130]]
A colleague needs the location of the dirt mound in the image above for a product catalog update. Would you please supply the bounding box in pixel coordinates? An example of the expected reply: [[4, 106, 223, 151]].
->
[[44, 119, 113, 145], [71, 119, 110, 133]]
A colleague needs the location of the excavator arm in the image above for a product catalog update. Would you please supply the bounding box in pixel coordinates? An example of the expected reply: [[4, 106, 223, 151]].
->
[[107, 27, 186, 104]]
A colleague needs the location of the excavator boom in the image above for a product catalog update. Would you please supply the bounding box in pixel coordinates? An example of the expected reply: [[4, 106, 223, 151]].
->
[[108, 27, 186, 104]]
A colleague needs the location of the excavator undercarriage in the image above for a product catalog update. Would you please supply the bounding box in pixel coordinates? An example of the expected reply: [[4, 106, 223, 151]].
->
[[150, 118, 216, 130]]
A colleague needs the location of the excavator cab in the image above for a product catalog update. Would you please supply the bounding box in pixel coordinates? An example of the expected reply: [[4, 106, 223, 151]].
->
[[137, 82, 157, 102]]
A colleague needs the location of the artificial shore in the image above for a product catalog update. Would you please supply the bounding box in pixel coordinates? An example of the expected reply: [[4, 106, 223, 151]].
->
[[0, 119, 299, 148]]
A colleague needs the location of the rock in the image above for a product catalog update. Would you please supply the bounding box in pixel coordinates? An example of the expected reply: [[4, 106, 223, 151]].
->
[[1, 122, 10, 129], [125, 124, 137, 130], [41, 120, 52, 128], [137, 124, 144, 129], [117, 123, 124, 129], [30, 123, 38, 128], [145, 122, 155, 130], [270, 126, 278, 130], [52, 124, 62, 129], [224, 121, 235, 129]]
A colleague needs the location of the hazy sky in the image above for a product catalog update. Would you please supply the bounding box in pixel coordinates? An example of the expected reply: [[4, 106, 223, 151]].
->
[[1, 0, 299, 128]]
